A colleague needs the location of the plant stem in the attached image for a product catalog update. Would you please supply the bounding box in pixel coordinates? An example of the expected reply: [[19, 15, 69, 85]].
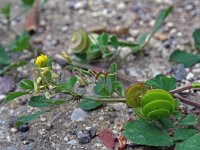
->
[[53, 56, 137, 83], [170, 84, 193, 94], [173, 94, 200, 108], [82, 95, 126, 103]]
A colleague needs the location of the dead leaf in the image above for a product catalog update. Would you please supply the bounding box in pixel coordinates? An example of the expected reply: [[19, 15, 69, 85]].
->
[[24, 0, 40, 34], [88, 25, 130, 37], [118, 135, 127, 150]]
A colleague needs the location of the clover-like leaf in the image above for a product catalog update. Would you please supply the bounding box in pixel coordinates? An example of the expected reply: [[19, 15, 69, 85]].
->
[[11, 32, 30, 52], [5, 91, 30, 103], [175, 133, 200, 150], [21, 0, 35, 7], [1, 3, 11, 17], [59, 76, 78, 91], [146, 74, 176, 91], [19, 79, 34, 90], [123, 120, 173, 146], [169, 50, 200, 67], [179, 114, 197, 126], [79, 99, 103, 111], [173, 128, 196, 141], [193, 28, 200, 50], [0, 44, 10, 65], [15, 110, 47, 126]]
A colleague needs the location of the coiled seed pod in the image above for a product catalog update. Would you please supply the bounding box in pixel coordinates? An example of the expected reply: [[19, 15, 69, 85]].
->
[[140, 89, 175, 119], [70, 29, 90, 53], [125, 83, 147, 108]]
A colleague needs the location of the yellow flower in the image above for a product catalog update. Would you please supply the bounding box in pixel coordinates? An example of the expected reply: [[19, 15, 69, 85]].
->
[[35, 54, 48, 67]]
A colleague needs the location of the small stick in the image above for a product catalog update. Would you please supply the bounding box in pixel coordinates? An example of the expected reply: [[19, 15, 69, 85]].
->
[[170, 84, 193, 94], [46, 112, 62, 128], [173, 94, 200, 109]]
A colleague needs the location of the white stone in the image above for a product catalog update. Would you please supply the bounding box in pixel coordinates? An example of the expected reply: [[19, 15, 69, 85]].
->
[[67, 139, 77, 145], [64, 136, 68, 142], [186, 72, 194, 80], [117, 2, 126, 10], [70, 108, 87, 122], [10, 128, 17, 133]]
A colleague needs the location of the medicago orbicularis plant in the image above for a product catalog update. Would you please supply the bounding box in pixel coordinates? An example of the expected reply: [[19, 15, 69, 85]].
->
[[4, 54, 200, 148]]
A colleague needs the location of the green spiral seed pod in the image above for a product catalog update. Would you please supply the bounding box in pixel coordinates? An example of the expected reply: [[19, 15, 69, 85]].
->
[[140, 89, 176, 119], [70, 29, 90, 53], [125, 83, 147, 108]]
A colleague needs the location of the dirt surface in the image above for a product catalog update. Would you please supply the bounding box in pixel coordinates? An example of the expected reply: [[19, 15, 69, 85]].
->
[[0, 0, 200, 150]]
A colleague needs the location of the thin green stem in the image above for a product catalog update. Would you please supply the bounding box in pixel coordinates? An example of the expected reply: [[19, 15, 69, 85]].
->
[[82, 95, 126, 103]]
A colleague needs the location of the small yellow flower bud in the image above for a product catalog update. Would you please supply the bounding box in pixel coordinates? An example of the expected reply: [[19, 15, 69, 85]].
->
[[35, 54, 48, 67]]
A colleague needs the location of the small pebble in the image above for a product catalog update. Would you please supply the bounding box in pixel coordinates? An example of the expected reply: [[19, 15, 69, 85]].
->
[[0, 76, 15, 94], [11, 128, 18, 133], [76, 131, 91, 144], [6, 147, 17, 150], [117, 2, 126, 10], [23, 140, 30, 145], [67, 139, 78, 146], [0, 95, 6, 102], [99, 117, 104, 121], [174, 64, 187, 81], [23, 143, 35, 150], [87, 126, 97, 138], [154, 32, 167, 42], [70, 108, 87, 122], [64, 136, 68, 142], [186, 72, 194, 80], [18, 124, 30, 132]]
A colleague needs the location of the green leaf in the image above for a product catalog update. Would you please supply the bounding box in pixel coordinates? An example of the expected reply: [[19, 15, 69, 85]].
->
[[175, 133, 200, 150], [94, 81, 110, 96], [11, 32, 30, 52], [79, 99, 103, 111], [1, 3, 11, 17], [146, 74, 176, 91], [15, 110, 47, 126], [172, 110, 182, 120], [29, 96, 54, 107], [122, 120, 173, 146], [53, 100, 65, 105], [179, 114, 197, 126], [159, 117, 174, 129], [110, 35, 119, 49], [86, 45, 101, 60], [98, 32, 109, 46], [109, 63, 117, 73], [19, 79, 34, 90], [0, 44, 10, 65], [153, 6, 173, 33], [5, 91, 30, 103], [169, 50, 200, 67], [193, 28, 200, 50], [173, 128, 196, 141], [111, 81, 123, 96], [21, 0, 35, 7], [60, 76, 77, 91]]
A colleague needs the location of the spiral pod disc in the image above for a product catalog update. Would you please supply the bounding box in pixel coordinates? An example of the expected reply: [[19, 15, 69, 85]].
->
[[140, 89, 176, 119], [70, 29, 90, 53], [125, 83, 147, 108]]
